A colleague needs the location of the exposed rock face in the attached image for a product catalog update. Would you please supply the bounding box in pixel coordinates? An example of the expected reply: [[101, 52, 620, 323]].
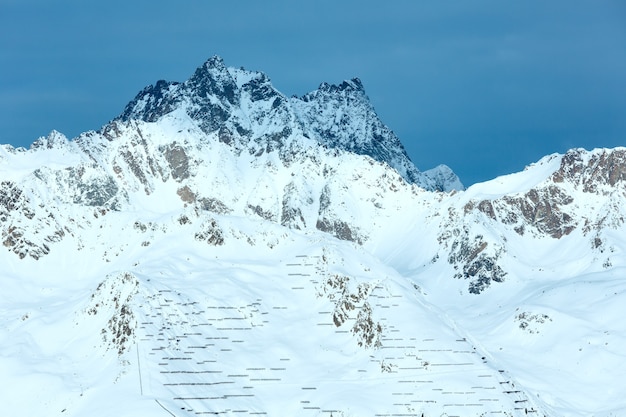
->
[[117, 80, 183, 123], [316, 218, 364, 245], [86, 272, 139, 356], [438, 205, 508, 294], [464, 185, 576, 239], [294, 78, 421, 185], [281, 182, 307, 230], [0, 181, 31, 219], [447, 233, 507, 294], [0, 180, 65, 259], [552, 148, 626, 192], [318, 274, 382, 349], [198, 197, 231, 214], [163, 143, 190, 181], [194, 218, 225, 246], [316, 184, 365, 244], [500, 187, 576, 238], [459, 149, 626, 241]]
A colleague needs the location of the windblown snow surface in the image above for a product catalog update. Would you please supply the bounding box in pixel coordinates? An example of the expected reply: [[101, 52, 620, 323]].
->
[[1, 58, 625, 417]]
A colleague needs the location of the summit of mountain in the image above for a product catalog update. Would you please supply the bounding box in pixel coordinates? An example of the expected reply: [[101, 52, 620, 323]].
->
[[115, 55, 462, 191]]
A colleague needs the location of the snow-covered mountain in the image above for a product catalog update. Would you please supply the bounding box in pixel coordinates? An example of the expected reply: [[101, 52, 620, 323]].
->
[[116, 56, 461, 191], [1, 57, 625, 417]]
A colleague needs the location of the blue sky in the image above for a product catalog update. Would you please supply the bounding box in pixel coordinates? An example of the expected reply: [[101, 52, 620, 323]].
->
[[1, 1, 625, 185]]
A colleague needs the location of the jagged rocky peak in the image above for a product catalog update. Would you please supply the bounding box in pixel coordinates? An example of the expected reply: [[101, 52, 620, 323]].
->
[[113, 55, 463, 191], [30, 130, 71, 150], [293, 75, 427, 185], [187, 55, 240, 105], [309, 77, 365, 96]]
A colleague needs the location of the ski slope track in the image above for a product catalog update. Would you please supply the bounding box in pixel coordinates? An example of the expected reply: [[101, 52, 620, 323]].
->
[[1, 56, 625, 417]]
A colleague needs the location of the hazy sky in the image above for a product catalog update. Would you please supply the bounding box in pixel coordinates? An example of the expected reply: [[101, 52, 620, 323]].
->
[[1, 1, 625, 185]]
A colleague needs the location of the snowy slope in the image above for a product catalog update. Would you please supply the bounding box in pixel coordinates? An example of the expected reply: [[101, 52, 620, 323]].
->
[[1, 57, 626, 416], [0, 210, 547, 417]]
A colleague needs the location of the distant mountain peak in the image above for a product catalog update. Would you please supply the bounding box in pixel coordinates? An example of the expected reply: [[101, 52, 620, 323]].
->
[[315, 77, 365, 95], [188, 55, 239, 104], [30, 129, 69, 150], [204, 54, 226, 68], [114, 56, 463, 191]]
